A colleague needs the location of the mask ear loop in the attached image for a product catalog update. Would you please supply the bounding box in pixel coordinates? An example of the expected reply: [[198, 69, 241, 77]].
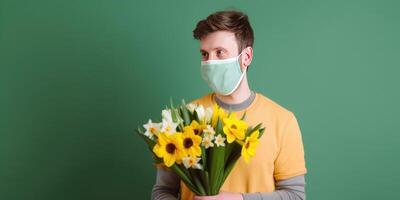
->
[[237, 50, 247, 73], [225, 66, 247, 95], [224, 50, 248, 96]]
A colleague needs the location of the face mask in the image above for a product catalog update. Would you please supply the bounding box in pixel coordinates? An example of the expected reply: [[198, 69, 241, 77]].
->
[[200, 51, 246, 95]]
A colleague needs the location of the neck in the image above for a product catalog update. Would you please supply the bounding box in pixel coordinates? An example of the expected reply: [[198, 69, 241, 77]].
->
[[215, 75, 252, 104]]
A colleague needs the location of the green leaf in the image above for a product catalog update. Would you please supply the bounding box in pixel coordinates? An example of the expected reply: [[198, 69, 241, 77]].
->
[[170, 164, 201, 195], [221, 141, 242, 186], [169, 98, 178, 122], [240, 111, 247, 120], [170, 97, 175, 108], [136, 130, 156, 147], [189, 169, 206, 196], [244, 126, 253, 137], [170, 98, 186, 132], [245, 123, 264, 138], [227, 111, 232, 118], [223, 141, 234, 164], [193, 110, 200, 122], [200, 170, 211, 195], [221, 153, 241, 186], [252, 123, 262, 133], [201, 146, 207, 171], [136, 130, 163, 163], [136, 126, 143, 134], [258, 127, 266, 138], [208, 118, 225, 194], [180, 99, 191, 126]]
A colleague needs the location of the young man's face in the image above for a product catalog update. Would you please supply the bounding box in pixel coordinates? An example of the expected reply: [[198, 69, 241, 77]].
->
[[199, 30, 252, 71], [199, 31, 240, 61]]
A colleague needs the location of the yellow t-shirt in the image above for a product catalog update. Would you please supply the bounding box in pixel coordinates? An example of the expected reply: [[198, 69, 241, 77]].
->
[[180, 92, 307, 200]]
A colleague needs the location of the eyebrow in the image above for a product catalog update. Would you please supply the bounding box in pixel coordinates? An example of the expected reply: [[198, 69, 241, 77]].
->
[[200, 47, 228, 53]]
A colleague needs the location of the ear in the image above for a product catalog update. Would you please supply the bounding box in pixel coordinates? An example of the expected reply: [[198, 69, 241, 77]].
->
[[241, 47, 253, 71]]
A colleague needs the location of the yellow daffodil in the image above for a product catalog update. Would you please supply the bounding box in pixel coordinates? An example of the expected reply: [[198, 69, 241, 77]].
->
[[182, 126, 202, 157], [223, 112, 248, 143], [211, 103, 227, 127], [189, 120, 207, 136], [153, 132, 185, 167], [241, 130, 260, 163]]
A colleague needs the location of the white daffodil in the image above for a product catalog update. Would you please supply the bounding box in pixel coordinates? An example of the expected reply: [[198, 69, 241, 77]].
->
[[202, 135, 214, 149], [202, 125, 215, 138], [214, 134, 226, 147], [162, 109, 173, 123], [186, 103, 197, 113], [182, 156, 203, 169], [143, 119, 161, 139], [162, 108, 183, 125], [160, 118, 178, 134], [205, 107, 213, 124], [195, 105, 205, 122]]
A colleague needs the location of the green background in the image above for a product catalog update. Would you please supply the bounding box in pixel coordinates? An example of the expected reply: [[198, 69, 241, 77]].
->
[[1, 0, 399, 199]]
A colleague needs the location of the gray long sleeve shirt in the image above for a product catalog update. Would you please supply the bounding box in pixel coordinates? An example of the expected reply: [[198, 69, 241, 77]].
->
[[151, 168, 306, 200]]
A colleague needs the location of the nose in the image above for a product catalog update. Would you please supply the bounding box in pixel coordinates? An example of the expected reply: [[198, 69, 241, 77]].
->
[[207, 53, 218, 61]]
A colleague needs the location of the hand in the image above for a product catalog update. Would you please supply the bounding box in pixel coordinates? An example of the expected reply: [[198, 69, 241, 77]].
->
[[193, 191, 243, 200]]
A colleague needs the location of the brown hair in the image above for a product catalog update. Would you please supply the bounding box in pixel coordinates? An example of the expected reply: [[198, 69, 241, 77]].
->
[[193, 10, 254, 53]]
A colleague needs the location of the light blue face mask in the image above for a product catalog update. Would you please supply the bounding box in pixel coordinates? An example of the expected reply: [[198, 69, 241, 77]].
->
[[200, 51, 246, 95]]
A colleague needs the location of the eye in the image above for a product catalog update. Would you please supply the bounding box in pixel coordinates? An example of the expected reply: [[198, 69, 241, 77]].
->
[[216, 50, 224, 57], [201, 52, 208, 60]]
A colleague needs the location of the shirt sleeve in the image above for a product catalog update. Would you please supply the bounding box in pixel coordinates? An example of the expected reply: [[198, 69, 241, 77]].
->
[[151, 168, 180, 200], [242, 175, 306, 200], [273, 112, 307, 181]]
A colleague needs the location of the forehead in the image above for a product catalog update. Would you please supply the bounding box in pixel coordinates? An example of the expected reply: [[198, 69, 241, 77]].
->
[[199, 31, 238, 53]]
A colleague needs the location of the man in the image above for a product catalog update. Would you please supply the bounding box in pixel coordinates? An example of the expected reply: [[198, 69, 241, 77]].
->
[[152, 10, 307, 200]]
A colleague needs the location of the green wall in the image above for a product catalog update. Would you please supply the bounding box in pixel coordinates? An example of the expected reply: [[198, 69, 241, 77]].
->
[[1, 0, 399, 199]]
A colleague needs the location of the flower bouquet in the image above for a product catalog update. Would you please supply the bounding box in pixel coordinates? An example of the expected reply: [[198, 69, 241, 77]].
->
[[136, 99, 265, 196]]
